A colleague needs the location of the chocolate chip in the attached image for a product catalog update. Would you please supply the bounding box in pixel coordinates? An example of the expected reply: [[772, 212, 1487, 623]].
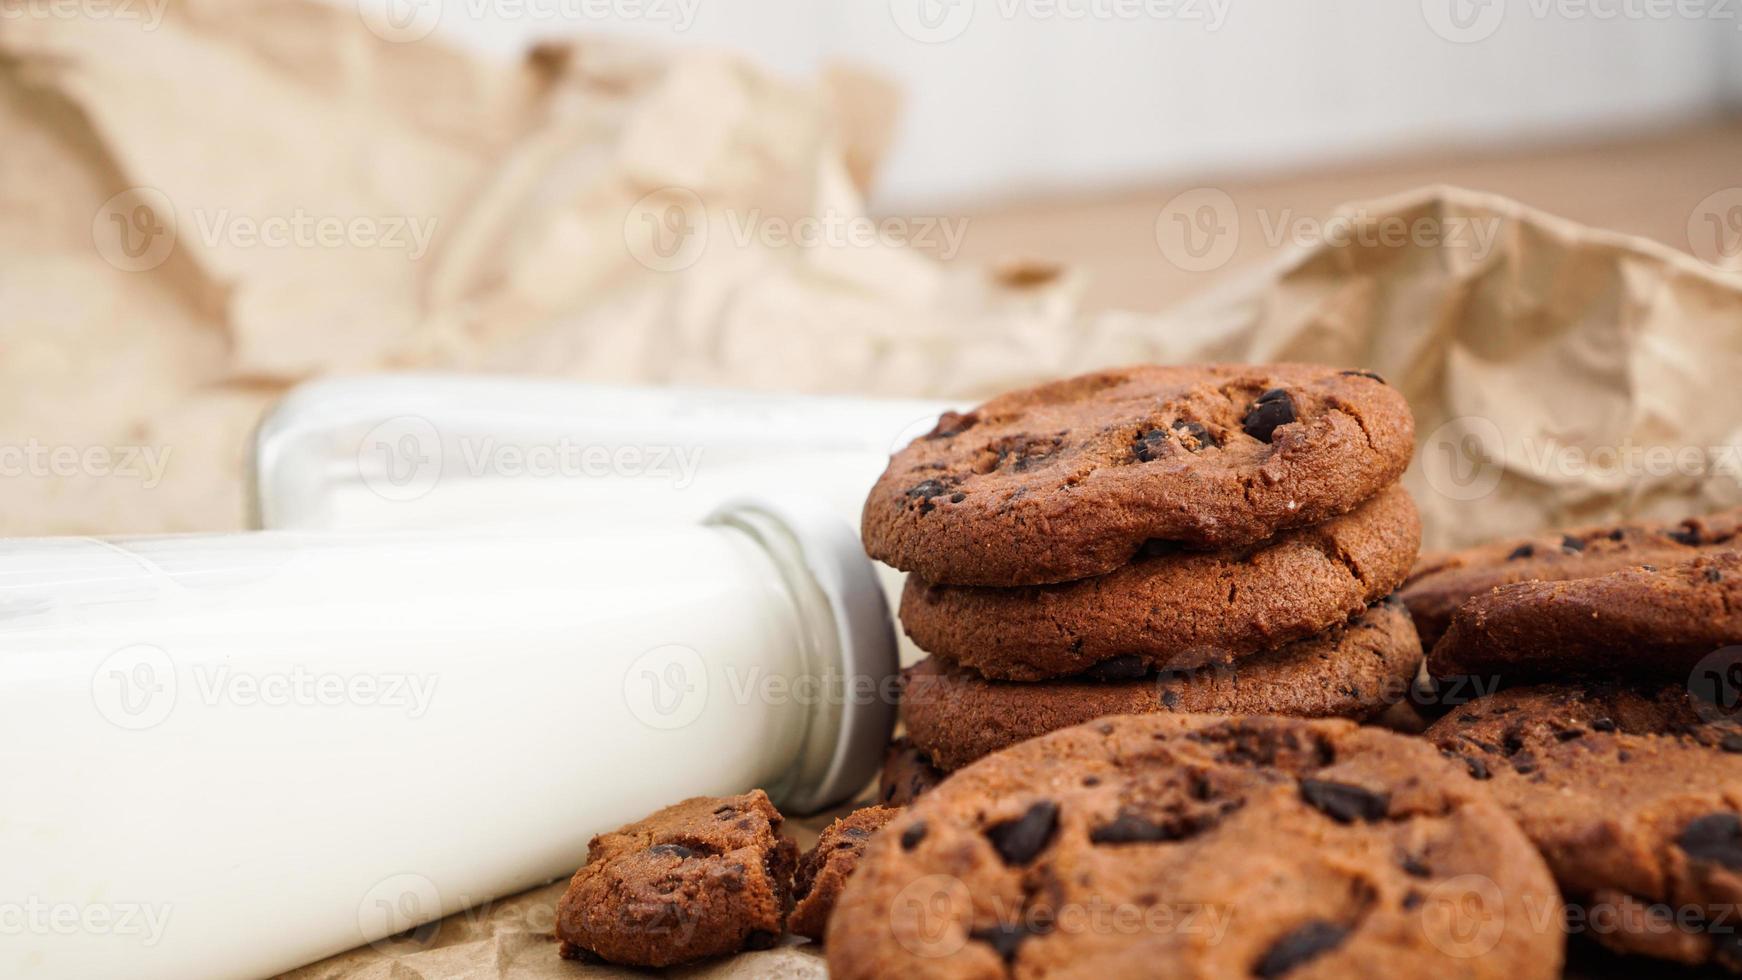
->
[[900, 822, 927, 851], [970, 921, 1030, 963], [908, 479, 948, 498], [1462, 755, 1491, 780], [927, 411, 978, 439], [986, 801, 1059, 865], [1170, 418, 1221, 452], [648, 844, 695, 859], [1339, 369, 1386, 383], [906, 479, 951, 514], [1591, 717, 1617, 732], [1161, 690, 1181, 709], [1721, 734, 1742, 754], [1709, 568, 1726, 584], [1255, 920, 1350, 978], [1082, 655, 1150, 681], [1303, 779, 1393, 825], [1507, 544, 1536, 561], [949, 491, 966, 503], [1299, 779, 1389, 824], [1670, 526, 1702, 546], [1137, 539, 1184, 559], [1090, 812, 1177, 845], [1400, 854, 1431, 878], [1511, 751, 1538, 775], [1242, 389, 1296, 443], [1132, 428, 1171, 463], [1609, 528, 1627, 541], [1402, 890, 1424, 910], [1678, 813, 1742, 869], [1562, 535, 1586, 553], [1554, 728, 1584, 742]]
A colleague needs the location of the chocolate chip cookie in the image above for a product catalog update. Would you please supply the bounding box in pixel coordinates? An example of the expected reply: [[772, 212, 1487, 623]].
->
[[826, 714, 1563, 979], [790, 805, 902, 941], [901, 599, 1422, 770], [862, 364, 1415, 586], [1426, 685, 1742, 969], [1428, 552, 1742, 682], [555, 790, 799, 967], [1402, 507, 1742, 648], [901, 485, 1419, 679], [879, 737, 949, 806]]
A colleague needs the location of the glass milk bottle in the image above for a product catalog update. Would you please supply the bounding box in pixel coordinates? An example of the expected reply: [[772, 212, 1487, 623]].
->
[[0, 499, 895, 980]]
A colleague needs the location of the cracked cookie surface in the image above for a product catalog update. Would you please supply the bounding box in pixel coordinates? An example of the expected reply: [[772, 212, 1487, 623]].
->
[[555, 790, 798, 967], [827, 714, 1562, 979], [861, 364, 1415, 586], [790, 805, 903, 941], [1426, 685, 1742, 969], [901, 600, 1422, 770], [900, 485, 1419, 679], [1428, 552, 1742, 683], [1401, 506, 1742, 648]]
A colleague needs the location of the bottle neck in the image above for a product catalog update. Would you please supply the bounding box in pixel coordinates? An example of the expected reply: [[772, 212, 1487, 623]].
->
[[706, 499, 898, 815]]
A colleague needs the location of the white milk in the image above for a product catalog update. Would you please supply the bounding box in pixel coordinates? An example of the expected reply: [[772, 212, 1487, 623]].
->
[[0, 501, 895, 980]]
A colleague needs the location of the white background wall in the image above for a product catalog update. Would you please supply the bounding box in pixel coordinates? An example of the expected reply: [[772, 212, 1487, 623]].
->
[[352, 0, 1742, 209]]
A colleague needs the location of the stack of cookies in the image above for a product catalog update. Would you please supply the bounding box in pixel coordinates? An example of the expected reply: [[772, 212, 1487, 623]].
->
[[1397, 508, 1742, 971], [860, 363, 1423, 780]]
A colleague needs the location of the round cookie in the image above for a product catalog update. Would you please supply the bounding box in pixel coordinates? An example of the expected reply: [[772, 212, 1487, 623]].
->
[[902, 599, 1423, 770], [862, 364, 1415, 587], [1426, 686, 1742, 969], [555, 790, 798, 967], [901, 485, 1419, 679], [826, 713, 1564, 979], [879, 737, 949, 806], [1402, 507, 1742, 648], [1428, 552, 1742, 683], [790, 805, 902, 941]]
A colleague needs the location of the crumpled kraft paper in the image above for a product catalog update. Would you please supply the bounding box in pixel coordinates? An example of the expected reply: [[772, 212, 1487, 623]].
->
[[5, 3, 1742, 978]]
